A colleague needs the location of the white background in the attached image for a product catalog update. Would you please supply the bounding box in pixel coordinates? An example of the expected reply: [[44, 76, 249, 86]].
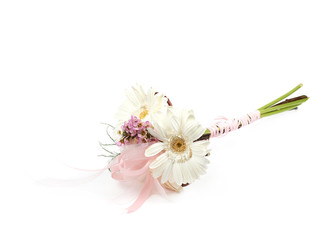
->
[[1, 0, 332, 239]]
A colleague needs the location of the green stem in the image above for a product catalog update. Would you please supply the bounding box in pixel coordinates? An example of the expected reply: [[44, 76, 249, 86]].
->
[[260, 104, 302, 117], [258, 83, 309, 118], [260, 98, 309, 115], [258, 83, 303, 110]]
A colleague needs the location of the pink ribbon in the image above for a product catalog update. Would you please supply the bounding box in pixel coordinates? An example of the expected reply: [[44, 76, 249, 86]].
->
[[110, 143, 166, 213], [208, 110, 260, 138]]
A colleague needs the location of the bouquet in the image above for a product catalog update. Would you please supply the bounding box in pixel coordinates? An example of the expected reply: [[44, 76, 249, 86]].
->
[[100, 83, 308, 212]]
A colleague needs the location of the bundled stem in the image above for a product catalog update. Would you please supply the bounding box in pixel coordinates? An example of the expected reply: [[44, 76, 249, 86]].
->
[[258, 84, 309, 118], [200, 83, 309, 140]]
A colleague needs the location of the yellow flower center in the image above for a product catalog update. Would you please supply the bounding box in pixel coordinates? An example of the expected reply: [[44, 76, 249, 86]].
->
[[139, 109, 149, 119], [170, 137, 186, 153]]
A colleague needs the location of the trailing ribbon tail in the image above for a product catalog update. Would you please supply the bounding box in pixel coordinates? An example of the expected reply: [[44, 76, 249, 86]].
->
[[110, 143, 167, 213], [126, 175, 154, 213]]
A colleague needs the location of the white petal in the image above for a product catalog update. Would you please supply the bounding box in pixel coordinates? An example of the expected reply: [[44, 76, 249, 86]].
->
[[183, 109, 195, 124], [180, 162, 192, 184], [154, 121, 169, 138], [147, 127, 167, 142], [182, 120, 196, 135], [189, 126, 206, 141], [193, 155, 209, 166], [192, 140, 210, 148], [176, 109, 194, 129], [115, 100, 136, 121], [189, 157, 205, 170], [137, 83, 146, 96], [191, 156, 208, 174], [152, 114, 172, 137], [192, 140, 210, 156], [161, 162, 173, 183], [186, 162, 199, 181], [183, 122, 206, 141], [125, 88, 140, 106], [193, 163, 206, 175], [170, 117, 180, 133], [146, 87, 154, 107], [132, 85, 145, 103], [198, 156, 210, 165], [151, 163, 166, 178], [172, 163, 184, 185], [145, 142, 165, 157], [149, 153, 168, 169]]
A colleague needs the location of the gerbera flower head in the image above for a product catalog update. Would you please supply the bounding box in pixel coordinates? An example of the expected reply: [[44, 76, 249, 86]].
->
[[115, 83, 169, 123], [145, 109, 210, 186]]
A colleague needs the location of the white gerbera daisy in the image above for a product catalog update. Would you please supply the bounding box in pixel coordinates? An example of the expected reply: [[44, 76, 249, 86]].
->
[[115, 83, 169, 123], [112, 84, 169, 142], [145, 109, 210, 186]]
